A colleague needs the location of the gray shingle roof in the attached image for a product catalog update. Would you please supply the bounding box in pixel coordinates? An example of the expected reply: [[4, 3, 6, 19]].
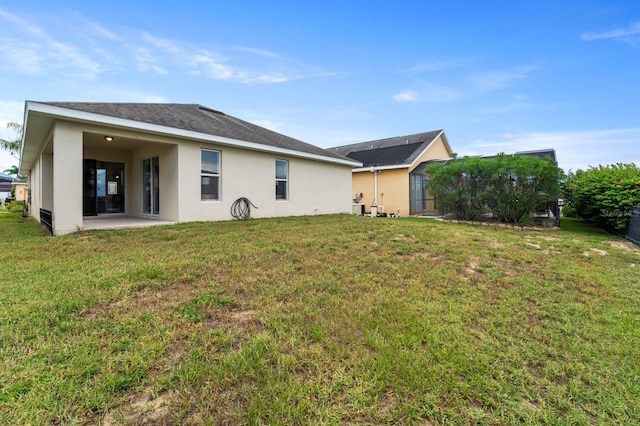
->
[[330, 130, 444, 167], [41, 102, 350, 161]]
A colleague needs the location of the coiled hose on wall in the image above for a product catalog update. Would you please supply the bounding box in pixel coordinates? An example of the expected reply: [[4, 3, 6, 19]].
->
[[230, 197, 258, 220]]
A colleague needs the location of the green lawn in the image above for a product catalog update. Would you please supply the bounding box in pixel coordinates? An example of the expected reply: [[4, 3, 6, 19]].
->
[[1, 211, 639, 425]]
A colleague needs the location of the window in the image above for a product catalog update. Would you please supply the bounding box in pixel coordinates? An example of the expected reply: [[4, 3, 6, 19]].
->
[[276, 159, 288, 200], [201, 149, 220, 200]]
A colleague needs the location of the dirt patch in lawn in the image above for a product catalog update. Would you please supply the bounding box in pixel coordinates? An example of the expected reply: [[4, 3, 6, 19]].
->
[[81, 281, 204, 320], [583, 248, 607, 257], [103, 390, 175, 426], [607, 240, 639, 251]]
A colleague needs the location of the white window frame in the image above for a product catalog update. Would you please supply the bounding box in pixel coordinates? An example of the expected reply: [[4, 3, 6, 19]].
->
[[276, 159, 288, 201], [201, 149, 221, 201]]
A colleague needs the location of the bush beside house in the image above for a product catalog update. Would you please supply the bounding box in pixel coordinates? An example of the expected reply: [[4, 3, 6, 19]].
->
[[563, 163, 640, 230], [425, 154, 562, 225]]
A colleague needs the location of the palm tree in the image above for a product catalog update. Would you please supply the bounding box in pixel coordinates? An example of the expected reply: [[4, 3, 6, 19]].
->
[[2, 165, 26, 180], [3, 165, 19, 176]]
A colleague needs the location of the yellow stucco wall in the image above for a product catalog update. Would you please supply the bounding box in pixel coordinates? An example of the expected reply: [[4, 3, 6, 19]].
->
[[351, 134, 451, 217], [13, 183, 28, 202], [352, 168, 410, 215], [409, 135, 451, 173]]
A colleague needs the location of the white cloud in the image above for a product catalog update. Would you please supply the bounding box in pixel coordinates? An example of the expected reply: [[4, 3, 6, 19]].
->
[[140, 32, 182, 55], [0, 7, 44, 37], [86, 21, 121, 42], [396, 62, 542, 104], [0, 8, 102, 78], [401, 59, 466, 74], [393, 90, 420, 102], [129, 45, 168, 74], [185, 47, 318, 84], [581, 22, 640, 45], [0, 8, 332, 85], [468, 63, 542, 92], [232, 45, 281, 58]]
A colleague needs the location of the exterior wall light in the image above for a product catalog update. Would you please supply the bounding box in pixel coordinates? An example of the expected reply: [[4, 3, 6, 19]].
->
[[104, 136, 113, 142]]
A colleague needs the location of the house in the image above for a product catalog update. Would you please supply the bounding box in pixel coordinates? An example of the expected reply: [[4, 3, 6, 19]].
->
[[331, 130, 453, 217], [0, 172, 13, 205], [19, 102, 361, 235], [12, 179, 28, 202]]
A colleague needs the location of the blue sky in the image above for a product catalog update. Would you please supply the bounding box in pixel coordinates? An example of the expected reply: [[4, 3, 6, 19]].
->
[[1, 0, 639, 174]]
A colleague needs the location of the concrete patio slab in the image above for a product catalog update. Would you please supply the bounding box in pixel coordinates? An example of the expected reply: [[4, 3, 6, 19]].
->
[[82, 216, 177, 231]]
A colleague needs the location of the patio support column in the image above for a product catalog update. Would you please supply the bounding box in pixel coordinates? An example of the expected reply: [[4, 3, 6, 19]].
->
[[52, 122, 83, 235]]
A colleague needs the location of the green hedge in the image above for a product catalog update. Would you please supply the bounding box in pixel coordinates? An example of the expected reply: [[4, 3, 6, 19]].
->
[[563, 164, 640, 230], [425, 154, 562, 225]]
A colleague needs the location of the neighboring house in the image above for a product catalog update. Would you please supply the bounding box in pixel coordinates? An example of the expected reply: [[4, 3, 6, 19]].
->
[[0, 172, 12, 205], [12, 179, 28, 202], [19, 102, 361, 235], [331, 130, 453, 217]]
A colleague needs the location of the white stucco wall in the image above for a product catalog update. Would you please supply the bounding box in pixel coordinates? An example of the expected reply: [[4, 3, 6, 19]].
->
[[52, 122, 83, 235], [176, 141, 353, 222]]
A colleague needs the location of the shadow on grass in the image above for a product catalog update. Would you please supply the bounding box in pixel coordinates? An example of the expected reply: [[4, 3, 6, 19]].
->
[[0, 210, 47, 239], [560, 217, 612, 238]]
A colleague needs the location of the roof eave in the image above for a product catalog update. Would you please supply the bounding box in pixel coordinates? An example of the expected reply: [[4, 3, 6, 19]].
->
[[352, 163, 410, 172]]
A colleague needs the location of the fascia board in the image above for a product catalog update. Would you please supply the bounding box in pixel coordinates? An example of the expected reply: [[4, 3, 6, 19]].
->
[[352, 164, 410, 172]]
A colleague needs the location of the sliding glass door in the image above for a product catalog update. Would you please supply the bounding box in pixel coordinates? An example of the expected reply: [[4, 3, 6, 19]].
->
[[83, 159, 125, 216], [142, 156, 159, 215]]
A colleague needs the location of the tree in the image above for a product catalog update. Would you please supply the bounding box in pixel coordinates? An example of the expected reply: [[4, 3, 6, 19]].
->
[[563, 163, 640, 230], [0, 121, 23, 156], [3, 164, 26, 180], [3, 165, 19, 175]]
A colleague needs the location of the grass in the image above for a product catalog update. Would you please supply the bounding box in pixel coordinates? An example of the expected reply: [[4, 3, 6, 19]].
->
[[0, 210, 639, 425]]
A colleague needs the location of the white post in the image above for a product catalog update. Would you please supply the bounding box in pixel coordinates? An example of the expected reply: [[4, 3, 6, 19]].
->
[[371, 168, 378, 217]]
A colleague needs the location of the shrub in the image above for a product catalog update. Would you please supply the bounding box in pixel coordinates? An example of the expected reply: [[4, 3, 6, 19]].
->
[[426, 154, 562, 225], [423, 157, 486, 221], [561, 204, 579, 218], [564, 164, 640, 230]]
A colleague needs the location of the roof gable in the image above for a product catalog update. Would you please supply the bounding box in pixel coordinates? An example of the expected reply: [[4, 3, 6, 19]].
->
[[330, 130, 448, 167]]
